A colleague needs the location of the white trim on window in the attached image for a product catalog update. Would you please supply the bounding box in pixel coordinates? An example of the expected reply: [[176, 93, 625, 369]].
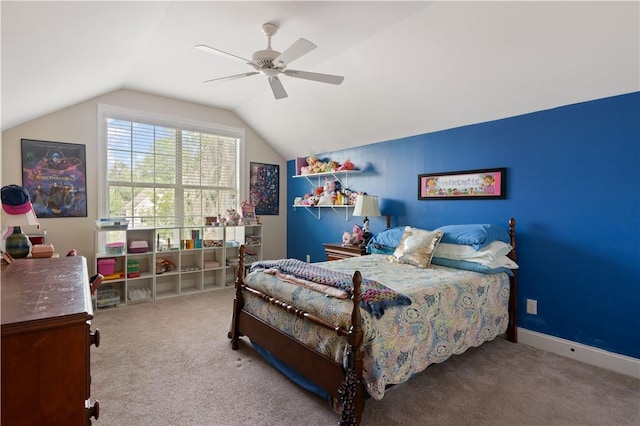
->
[[97, 104, 245, 222]]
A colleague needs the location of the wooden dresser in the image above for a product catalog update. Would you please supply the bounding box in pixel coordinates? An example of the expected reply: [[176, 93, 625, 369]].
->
[[1, 256, 100, 425], [323, 242, 369, 261]]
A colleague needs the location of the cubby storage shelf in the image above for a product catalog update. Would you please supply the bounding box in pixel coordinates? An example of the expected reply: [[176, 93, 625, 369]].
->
[[94, 224, 262, 308]]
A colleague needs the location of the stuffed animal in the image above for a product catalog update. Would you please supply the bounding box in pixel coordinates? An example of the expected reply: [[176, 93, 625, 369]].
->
[[326, 160, 340, 172], [342, 231, 352, 246], [300, 194, 311, 205], [348, 191, 362, 205], [352, 224, 363, 244], [226, 208, 241, 225], [307, 195, 320, 206], [300, 155, 318, 175], [338, 159, 355, 171], [317, 179, 336, 205], [313, 160, 326, 173]]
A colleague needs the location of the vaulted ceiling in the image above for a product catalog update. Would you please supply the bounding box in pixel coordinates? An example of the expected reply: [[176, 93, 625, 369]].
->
[[2, 1, 638, 160]]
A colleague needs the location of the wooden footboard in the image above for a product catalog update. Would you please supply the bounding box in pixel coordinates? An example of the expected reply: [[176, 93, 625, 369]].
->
[[228, 245, 365, 424], [229, 218, 518, 424]]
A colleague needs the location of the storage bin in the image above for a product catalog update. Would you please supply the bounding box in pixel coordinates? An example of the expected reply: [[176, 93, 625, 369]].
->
[[96, 218, 129, 230], [127, 259, 140, 278], [96, 284, 120, 308], [97, 258, 116, 276], [128, 240, 148, 253], [105, 242, 125, 255]]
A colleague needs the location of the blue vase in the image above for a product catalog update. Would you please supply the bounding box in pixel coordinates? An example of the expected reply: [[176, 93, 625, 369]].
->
[[6, 226, 30, 258]]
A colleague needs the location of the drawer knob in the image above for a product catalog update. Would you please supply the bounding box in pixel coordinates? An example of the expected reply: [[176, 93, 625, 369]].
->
[[90, 328, 101, 347], [86, 399, 100, 420]]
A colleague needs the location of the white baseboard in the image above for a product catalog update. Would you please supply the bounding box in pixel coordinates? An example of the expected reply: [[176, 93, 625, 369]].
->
[[518, 328, 640, 379]]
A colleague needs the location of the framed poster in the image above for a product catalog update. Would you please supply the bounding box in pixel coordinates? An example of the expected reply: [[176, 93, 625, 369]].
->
[[249, 162, 279, 215], [418, 167, 506, 200], [21, 139, 88, 217]]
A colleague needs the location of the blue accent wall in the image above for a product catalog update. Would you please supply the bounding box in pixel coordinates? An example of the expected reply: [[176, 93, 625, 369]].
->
[[287, 92, 640, 359]]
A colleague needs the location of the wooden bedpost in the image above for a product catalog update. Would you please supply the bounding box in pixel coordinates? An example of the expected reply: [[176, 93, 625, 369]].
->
[[508, 217, 517, 261], [340, 270, 365, 425], [507, 218, 518, 343], [229, 245, 246, 349]]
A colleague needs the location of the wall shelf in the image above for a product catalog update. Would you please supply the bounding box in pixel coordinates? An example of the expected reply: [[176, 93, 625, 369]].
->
[[292, 170, 363, 220], [292, 204, 355, 220]]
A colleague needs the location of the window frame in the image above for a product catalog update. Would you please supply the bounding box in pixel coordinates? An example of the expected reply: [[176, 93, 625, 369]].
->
[[97, 104, 245, 226]]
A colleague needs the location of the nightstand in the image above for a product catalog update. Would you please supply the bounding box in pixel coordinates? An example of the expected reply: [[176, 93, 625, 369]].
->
[[323, 243, 368, 261]]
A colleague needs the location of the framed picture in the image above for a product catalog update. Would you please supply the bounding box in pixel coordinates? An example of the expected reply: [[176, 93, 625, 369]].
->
[[21, 139, 88, 217], [249, 162, 279, 215], [418, 167, 507, 200]]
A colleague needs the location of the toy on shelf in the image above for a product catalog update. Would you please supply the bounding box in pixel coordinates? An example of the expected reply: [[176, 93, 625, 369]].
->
[[299, 155, 357, 175]]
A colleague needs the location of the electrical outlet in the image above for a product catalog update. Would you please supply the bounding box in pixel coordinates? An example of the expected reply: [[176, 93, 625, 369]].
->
[[306, 254, 310, 263], [526, 299, 538, 315]]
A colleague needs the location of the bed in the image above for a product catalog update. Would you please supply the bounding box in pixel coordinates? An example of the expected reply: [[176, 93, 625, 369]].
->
[[228, 218, 518, 425]]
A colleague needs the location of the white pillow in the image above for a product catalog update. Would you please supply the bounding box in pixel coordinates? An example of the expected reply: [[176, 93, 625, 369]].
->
[[461, 254, 519, 269], [388, 227, 443, 268], [434, 240, 512, 262]]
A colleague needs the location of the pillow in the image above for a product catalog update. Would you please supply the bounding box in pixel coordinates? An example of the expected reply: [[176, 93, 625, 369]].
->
[[388, 227, 443, 268], [436, 223, 510, 250], [431, 257, 515, 276], [458, 254, 519, 269], [366, 226, 406, 255], [434, 240, 512, 262]]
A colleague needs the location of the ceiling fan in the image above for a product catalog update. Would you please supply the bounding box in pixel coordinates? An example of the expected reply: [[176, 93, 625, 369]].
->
[[195, 23, 344, 100]]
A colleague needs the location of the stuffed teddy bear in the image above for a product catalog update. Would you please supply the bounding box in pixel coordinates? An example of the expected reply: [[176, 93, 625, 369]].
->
[[300, 155, 318, 175]]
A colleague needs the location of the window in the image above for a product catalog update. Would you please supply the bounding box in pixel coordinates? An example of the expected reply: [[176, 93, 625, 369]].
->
[[100, 107, 243, 228]]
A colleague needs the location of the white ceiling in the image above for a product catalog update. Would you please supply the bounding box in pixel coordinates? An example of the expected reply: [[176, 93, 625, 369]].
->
[[2, 1, 638, 160]]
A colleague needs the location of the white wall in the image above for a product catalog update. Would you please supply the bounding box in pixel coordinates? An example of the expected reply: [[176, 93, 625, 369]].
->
[[1, 89, 287, 269]]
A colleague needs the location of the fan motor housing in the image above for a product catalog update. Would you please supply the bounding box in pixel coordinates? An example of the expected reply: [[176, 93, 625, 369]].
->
[[252, 49, 280, 68]]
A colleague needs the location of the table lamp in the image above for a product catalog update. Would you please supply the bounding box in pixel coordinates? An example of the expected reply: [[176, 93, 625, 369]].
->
[[353, 194, 381, 247], [1, 185, 40, 259]]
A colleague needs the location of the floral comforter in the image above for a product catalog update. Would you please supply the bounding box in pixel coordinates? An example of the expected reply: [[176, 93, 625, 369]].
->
[[242, 254, 510, 400]]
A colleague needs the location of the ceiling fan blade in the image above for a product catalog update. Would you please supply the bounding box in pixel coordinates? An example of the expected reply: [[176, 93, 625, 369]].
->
[[203, 72, 259, 83], [273, 38, 316, 65], [283, 69, 344, 85], [194, 44, 251, 64], [268, 76, 288, 99]]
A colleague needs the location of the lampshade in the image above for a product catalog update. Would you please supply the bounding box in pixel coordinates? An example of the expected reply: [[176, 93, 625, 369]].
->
[[1, 208, 40, 227], [353, 195, 381, 218]]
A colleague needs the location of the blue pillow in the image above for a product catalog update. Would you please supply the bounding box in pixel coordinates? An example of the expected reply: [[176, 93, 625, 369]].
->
[[366, 226, 406, 255], [431, 257, 514, 276], [436, 224, 510, 250]]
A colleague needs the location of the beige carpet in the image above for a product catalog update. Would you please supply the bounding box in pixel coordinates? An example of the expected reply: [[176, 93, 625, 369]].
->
[[90, 289, 639, 426]]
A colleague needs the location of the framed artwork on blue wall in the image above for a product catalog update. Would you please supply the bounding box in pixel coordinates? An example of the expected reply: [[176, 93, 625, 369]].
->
[[418, 167, 507, 200], [250, 162, 279, 215]]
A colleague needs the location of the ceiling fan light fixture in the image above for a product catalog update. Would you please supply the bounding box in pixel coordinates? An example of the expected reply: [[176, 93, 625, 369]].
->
[[261, 68, 279, 77]]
